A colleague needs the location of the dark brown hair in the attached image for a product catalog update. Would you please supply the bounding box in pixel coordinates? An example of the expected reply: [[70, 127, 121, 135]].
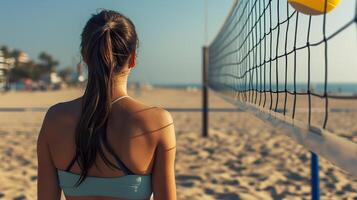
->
[[74, 10, 138, 185]]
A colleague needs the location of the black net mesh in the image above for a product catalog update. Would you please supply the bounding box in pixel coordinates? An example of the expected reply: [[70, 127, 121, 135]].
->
[[208, 0, 357, 130]]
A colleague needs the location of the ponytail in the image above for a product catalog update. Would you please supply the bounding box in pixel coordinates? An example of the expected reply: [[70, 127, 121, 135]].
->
[[73, 10, 138, 185]]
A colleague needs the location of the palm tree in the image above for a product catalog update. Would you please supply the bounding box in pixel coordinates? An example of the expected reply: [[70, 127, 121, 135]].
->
[[10, 49, 22, 67], [38, 52, 59, 72], [0, 46, 11, 58]]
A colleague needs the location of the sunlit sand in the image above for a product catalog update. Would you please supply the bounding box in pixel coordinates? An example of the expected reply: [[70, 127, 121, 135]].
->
[[0, 88, 356, 199]]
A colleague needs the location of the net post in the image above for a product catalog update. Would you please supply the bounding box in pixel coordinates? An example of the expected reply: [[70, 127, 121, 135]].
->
[[311, 152, 320, 200], [202, 46, 209, 137]]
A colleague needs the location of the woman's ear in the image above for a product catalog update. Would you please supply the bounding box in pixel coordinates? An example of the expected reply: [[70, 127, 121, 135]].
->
[[128, 52, 136, 69]]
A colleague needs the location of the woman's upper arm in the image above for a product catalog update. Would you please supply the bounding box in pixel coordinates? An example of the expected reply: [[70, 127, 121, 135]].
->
[[37, 105, 61, 200], [152, 109, 177, 200]]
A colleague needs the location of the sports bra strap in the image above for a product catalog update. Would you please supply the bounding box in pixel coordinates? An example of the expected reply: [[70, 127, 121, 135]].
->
[[111, 95, 130, 105], [65, 154, 78, 172], [64, 150, 134, 175], [64, 96, 135, 174], [100, 129, 134, 175]]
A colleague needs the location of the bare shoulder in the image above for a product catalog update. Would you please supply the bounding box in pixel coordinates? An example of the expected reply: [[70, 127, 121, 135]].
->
[[150, 107, 176, 151], [150, 106, 173, 125], [124, 98, 175, 138], [47, 97, 81, 123], [38, 97, 82, 141], [128, 98, 173, 127]]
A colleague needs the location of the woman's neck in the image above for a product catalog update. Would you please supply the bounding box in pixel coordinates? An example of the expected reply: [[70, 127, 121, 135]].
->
[[112, 73, 129, 99]]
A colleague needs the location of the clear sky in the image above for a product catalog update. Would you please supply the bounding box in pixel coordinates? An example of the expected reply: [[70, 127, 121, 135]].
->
[[1, 0, 356, 85], [0, 0, 233, 85]]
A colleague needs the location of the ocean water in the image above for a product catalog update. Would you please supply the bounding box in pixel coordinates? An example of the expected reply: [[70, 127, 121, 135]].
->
[[308, 83, 357, 94], [153, 83, 202, 89], [156, 83, 357, 94], [241, 83, 357, 94], [254, 83, 357, 94]]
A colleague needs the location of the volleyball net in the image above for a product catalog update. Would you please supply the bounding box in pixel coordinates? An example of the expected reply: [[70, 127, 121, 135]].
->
[[206, 0, 357, 183]]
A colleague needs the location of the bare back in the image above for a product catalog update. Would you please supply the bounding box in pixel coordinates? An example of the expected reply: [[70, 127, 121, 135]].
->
[[37, 96, 176, 200]]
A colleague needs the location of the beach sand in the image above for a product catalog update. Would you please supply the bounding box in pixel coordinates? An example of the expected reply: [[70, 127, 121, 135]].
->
[[0, 87, 357, 199]]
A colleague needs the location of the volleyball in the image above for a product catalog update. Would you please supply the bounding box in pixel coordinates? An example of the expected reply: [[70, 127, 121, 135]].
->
[[288, 0, 341, 15]]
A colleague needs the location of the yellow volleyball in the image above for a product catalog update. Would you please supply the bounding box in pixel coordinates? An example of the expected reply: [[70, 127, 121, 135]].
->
[[288, 0, 341, 15]]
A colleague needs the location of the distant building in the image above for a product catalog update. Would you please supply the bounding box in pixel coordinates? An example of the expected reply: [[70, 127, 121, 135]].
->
[[0, 50, 5, 90], [0, 50, 14, 91], [17, 52, 29, 64], [0, 50, 4, 69]]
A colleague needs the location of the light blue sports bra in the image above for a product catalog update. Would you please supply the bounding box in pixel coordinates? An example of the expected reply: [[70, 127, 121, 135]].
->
[[57, 170, 152, 199], [57, 96, 152, 199]]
